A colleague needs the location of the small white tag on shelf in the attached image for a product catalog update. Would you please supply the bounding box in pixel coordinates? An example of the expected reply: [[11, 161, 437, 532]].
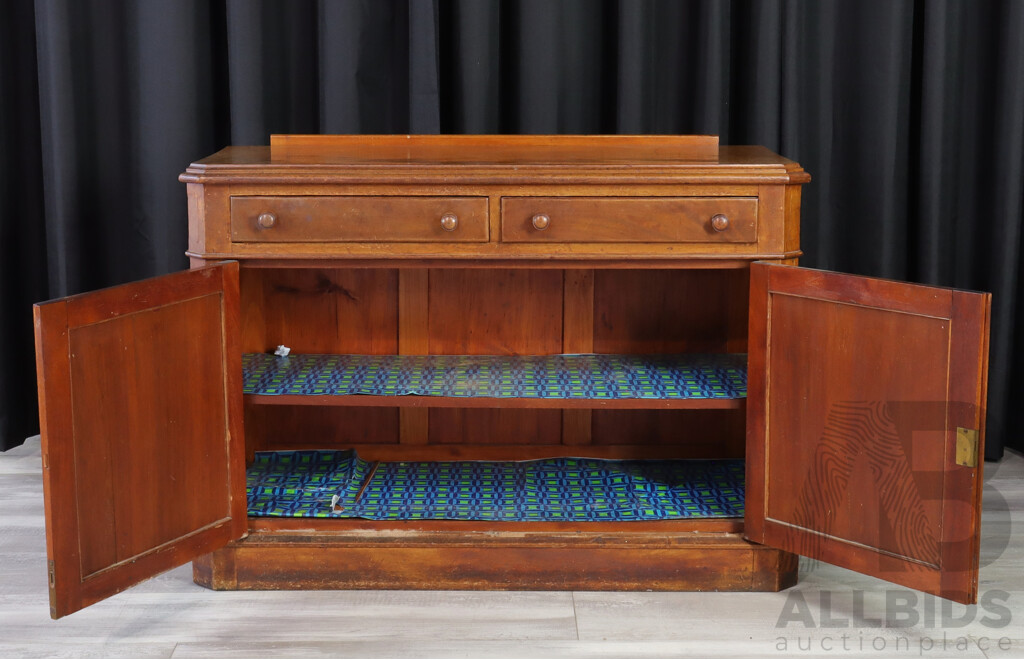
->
[[273, 345, 291, 357]]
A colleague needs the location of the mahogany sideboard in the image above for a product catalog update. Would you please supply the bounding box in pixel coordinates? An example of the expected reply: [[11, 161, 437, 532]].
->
[[34, 135, 990, 619]]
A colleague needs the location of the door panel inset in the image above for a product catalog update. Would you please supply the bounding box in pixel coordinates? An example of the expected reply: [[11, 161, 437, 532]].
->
[[746, 263, 990, 603], [34, 263, 245, 617]]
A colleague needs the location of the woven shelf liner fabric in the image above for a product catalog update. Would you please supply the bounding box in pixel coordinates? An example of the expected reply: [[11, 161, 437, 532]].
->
[[247, 450, 745, 521], [242, 353, 747, 399]]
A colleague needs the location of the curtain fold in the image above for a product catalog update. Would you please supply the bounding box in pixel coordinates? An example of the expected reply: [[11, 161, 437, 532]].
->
[[0, 0, 48, 455], [3, 0, 1022, 460]]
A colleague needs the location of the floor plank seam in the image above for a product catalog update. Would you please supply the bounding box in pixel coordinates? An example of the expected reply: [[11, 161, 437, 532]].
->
[[571, 592, 581, 641]]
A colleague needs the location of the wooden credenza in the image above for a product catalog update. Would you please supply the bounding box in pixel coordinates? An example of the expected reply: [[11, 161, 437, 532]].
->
[[34, 135, 990, 619]]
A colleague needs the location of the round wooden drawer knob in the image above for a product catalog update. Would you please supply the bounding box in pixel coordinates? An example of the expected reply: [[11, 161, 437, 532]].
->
[[257, 212, 277, 229], [440, 213, 459, 231], [531, 213, 551, 231], [710, 214, 730, 232]]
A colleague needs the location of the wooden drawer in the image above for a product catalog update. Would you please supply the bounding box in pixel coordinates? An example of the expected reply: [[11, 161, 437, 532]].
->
[[230, 196, 489, 243], [500, 197, 757, 243]]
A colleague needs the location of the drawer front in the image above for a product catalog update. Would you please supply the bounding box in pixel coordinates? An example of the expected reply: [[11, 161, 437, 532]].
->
[[501, 197, 757, 243], [231, 196, 489, 243]]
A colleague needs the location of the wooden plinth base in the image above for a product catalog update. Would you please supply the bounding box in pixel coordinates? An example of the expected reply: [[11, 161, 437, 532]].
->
[[193, 519, 798, 592]]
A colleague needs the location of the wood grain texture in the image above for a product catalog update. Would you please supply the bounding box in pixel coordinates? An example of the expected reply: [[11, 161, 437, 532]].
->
[[398, 269, 430, 445], [245, 405, 399, 451], [755, 184, 787, 255], [237, 266, 266, 355], [783, 183, 803, 255], [196, 527, 784, 593], [941, 290, 991, 599], [561, 412, 592, 447], [501, 197, 757, 243], [240, 268, 401, 449], [561, 270, 594, 446], [33, 264, 246, 618], [765, 295, 948, 566], [427, 269, 564, 446], [743, 262, 770, 544], [186, 183, 206, 255], [398, 268, 429, 354], [69, 295, 233, 575], [746, 263, 991, 604], [242, 267, 398, 354], [230, 196, 489, 243], [269, 134, 721, 162], [314, 443, 739, 462], [591, 409, 745, 458], [427, 268, 563, 354], [593, 268, 748, 354], [427, 408, 563, 446], [561, 269, 594, 355]]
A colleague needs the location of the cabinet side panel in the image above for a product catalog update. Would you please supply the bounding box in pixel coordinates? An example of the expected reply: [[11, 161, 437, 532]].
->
[[784, 184, 802, 256], [756, 185, 786, 255], [187, 183, 206, 255]]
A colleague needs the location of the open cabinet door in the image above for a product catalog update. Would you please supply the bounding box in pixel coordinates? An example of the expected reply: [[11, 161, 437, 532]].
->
[[33, 262, 246, 618], [746, 263, 990, 604]]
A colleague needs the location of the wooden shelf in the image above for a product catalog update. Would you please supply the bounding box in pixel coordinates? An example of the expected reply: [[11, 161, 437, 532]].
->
[[242, 352, 746, 410]]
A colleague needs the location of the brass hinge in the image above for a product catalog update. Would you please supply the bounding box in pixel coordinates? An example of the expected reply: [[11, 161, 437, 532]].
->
[[956, 427, 979, 468], [47, 559, 57, 617]]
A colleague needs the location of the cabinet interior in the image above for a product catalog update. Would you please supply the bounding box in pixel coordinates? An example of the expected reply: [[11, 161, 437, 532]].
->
[[238, 265, 750, 523]]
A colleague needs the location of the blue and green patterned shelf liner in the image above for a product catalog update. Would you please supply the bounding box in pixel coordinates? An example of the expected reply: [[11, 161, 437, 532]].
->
[[247, 450, 745, 521], [242, 352, 747, 400]]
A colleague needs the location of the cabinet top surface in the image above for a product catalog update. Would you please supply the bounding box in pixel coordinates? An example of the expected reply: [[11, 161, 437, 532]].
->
[[181, 135, 808, 185]]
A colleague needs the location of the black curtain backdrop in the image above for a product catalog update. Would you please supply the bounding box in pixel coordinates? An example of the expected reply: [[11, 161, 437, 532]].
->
[[1, 1, 1021, 461]]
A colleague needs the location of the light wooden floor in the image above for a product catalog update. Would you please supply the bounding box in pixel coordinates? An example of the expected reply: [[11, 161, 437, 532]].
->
[[1, 437, 1021, 658]]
